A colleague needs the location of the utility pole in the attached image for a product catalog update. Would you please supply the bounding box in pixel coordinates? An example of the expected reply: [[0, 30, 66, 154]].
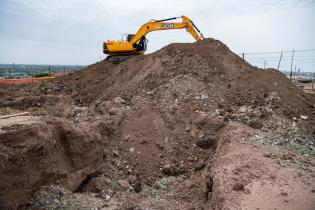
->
[[312, 72, 314, 91], [295, 68, 299, 82], [289, 49, 295, 79], [13, 62, 16, 79], [277, 50, 283, 70], [242, 53, 245, 60]]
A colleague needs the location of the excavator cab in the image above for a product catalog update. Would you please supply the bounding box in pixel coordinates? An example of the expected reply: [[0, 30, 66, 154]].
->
[[127, 34, 148, 52], [134, 36, 148, 51], [126, 34, 135, 41]]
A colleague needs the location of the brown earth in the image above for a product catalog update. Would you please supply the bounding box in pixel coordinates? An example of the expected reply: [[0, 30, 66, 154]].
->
[[0, 115, 104, 209], [0, 38, 314, 210]]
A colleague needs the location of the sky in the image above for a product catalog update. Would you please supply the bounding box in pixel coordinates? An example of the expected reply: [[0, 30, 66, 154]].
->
[[0, 0, 314, 72]]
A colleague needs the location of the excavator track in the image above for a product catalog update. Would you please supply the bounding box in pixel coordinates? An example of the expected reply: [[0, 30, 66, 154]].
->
[[106, 54, 140, 64]]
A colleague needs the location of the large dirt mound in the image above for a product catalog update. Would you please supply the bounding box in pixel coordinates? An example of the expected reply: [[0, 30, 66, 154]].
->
[[35, 39, 315, 124], [1, 38, 315, 209]]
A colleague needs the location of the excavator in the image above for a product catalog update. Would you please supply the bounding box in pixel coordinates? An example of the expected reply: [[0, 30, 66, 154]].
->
[[103, 16, 204, 63]]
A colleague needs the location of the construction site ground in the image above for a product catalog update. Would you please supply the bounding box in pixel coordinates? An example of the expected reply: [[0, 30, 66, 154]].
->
[[0, 38, 315, 210]]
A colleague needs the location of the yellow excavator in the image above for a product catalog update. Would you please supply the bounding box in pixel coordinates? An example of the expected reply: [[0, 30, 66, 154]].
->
[[103, 16, 204, 63]]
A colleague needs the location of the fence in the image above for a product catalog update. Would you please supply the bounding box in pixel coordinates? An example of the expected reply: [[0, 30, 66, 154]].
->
[[238, 48, 315, 77], [0, 77, 54, 84]]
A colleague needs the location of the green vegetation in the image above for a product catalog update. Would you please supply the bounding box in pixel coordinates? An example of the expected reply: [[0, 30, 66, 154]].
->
[[34, 73, 50, 78]]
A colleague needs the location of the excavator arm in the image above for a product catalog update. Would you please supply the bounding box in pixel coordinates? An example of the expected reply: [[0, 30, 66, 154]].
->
[[103, 15, 203, 63], [129, 16, 203, 45]]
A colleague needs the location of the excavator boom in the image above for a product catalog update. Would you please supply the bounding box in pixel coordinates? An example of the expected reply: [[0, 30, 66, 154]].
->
[[103, 16, 203, 63]]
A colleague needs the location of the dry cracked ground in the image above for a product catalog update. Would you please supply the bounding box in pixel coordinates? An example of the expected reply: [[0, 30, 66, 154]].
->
[[0, 38, 315, 210]]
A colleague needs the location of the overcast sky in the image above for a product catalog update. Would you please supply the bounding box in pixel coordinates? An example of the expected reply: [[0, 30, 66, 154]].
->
[[0, 0, 314, 72]]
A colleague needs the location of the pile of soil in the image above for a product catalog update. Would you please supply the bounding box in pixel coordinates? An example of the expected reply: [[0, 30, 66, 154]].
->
[[33, 39, 315, 121], [0, 38, 314, 210]]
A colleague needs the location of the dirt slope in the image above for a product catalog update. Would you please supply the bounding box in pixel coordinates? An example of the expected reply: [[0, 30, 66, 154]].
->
[[0, 38, 314, 210], [0, 115, 104, 209]]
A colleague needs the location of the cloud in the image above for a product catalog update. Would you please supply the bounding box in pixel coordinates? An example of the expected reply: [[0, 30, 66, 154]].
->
[[3, 0, 313, 23], [0, 0, 314, 71]]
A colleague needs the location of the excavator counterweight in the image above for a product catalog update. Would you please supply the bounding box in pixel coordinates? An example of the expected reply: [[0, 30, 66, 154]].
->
[[103, 16, 203, 63]]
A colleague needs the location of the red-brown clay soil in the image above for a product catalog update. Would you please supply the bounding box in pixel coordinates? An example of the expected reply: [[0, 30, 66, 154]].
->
[[0, 38, 314, 210]]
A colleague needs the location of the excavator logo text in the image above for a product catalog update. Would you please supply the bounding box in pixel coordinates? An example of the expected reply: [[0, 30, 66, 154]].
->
[[162, 23, 174, 29]]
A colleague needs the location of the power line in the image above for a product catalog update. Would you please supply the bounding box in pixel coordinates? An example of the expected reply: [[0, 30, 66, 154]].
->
[[238, 48, 315, 55], [245, 55, 315, 59], [246, 56, 315, 60], [295, 49, 315, 53]]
